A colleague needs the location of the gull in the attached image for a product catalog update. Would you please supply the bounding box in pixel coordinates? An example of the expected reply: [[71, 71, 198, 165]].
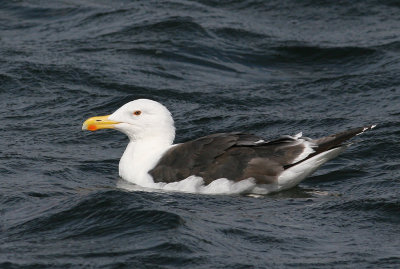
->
[[82, 99, 375, 193]]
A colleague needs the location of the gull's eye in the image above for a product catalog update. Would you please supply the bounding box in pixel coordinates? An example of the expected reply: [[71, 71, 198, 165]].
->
[[133, 110, 142, 116]]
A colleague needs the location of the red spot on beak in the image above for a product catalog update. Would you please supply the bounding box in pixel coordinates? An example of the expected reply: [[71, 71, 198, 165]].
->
[[88, 125, 97, 131]]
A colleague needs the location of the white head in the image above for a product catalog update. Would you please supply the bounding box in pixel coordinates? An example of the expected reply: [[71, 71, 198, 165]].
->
[[82, 99, 175, 144]]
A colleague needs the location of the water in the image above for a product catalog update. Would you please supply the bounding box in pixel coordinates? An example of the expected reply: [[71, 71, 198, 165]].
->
[[1, 0, 400, 268]]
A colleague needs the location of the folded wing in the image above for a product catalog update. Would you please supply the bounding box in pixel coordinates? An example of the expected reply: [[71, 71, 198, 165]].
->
[[149, 126, 375, 184]]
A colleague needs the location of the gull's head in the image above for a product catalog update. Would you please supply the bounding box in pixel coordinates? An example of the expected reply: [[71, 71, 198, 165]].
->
[[82, 99, 175, 143]]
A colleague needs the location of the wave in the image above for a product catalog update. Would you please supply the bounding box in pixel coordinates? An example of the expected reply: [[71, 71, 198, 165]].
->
[[6, 190, 183, 241], [321, 197, 400, 223], [228, 45, 379, 69], [273, 45, 377, 60], [99, 16, 210, 40]]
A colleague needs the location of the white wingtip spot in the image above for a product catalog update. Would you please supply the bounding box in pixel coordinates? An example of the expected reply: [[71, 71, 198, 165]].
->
[[358, 124, 377, 135]]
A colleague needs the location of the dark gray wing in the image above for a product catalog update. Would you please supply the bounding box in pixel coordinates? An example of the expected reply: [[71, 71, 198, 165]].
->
[[149, 126, 375, 185], [149, 132, 311, 184]]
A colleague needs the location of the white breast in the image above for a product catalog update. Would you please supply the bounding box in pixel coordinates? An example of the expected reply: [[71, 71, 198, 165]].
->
[[119, 140, 173, 187]]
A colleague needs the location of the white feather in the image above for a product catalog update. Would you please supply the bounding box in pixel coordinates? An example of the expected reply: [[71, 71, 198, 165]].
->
[[290, 139, 316, 164], [293, 132, 303, 139], [276, 146, 347, 191]]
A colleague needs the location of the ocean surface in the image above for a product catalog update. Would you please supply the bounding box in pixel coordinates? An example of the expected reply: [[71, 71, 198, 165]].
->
[[1, 0, 400, 268]]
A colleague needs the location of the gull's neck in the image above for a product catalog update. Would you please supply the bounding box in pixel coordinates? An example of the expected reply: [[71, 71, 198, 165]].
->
[[119, 134, 174, 187]]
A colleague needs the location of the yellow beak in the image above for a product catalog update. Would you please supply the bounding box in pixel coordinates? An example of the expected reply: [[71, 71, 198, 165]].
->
[[82, 115, 120, 131]]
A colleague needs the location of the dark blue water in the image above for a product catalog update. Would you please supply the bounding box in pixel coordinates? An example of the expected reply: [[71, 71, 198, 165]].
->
[[1, 1, 400, 268]]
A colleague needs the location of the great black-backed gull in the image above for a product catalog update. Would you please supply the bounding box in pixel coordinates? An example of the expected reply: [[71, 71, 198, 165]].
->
[[82, 99, 375, 194]]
